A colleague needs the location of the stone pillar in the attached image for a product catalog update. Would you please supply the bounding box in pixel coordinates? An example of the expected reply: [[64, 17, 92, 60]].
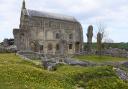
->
[[53, 43, 56, 55], [44, 42, 47, 54], [97, 32, 102, 55], [86, 25, 93, 52], [73, 42, 75, 54]]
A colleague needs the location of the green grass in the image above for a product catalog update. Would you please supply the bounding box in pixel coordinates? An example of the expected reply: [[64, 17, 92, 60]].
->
[[0, 53, 128, 89], [74, 55, 128, 63]]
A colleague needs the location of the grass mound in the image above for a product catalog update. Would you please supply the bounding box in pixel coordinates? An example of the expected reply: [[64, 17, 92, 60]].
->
[[0, 53, 128, 89]]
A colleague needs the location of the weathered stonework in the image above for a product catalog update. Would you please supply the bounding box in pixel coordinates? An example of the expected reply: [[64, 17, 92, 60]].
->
[[86, 25, 93, 52], [97, 32, 102, 55], [13, 0, 83, 55]]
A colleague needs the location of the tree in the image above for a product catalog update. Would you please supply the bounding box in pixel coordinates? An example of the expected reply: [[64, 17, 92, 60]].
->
[[96, 22, 107, 55], [96, 22, 107, 41]]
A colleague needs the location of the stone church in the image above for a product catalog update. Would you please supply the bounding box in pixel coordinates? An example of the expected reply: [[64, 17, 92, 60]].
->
[[13, 0, 83, 55]]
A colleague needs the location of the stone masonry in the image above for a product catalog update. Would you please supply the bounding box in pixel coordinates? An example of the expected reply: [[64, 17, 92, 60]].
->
[[86, 25, 93, 52], [13, 0, 83, 55]]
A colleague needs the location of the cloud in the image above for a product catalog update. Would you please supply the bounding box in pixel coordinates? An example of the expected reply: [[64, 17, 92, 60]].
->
[[0, 0, 128, 42]]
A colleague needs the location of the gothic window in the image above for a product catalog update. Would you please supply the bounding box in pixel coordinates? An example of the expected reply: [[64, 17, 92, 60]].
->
[[56, 33, 60, 39], [48, 43, 52, 51], [69, 34, 73, 39], [69, 44, 72, 49], [56, 44, 59, 50]]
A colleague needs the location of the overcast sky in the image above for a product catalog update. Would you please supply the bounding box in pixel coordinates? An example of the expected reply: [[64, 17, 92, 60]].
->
[[0, 0, 128, 42]]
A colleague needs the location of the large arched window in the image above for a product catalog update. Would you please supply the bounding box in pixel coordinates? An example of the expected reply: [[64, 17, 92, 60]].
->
[[56, 33, 60, 39], [48, 43, 53, 51]]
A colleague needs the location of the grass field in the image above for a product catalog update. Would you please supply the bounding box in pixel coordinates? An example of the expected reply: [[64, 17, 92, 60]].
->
[[74, 55, 128, 62], [0, 53, 128, 89]]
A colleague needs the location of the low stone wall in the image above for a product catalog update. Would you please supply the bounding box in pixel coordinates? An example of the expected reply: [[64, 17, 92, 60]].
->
[[83, 48, 128, 58], [17, 51, 44, 59], [99, 48, 128, 58], [17, 51, 94, 71], [0, 47, 16, 53]]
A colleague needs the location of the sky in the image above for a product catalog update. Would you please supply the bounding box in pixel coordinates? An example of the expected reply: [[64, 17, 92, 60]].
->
[[0, 0, 128, 43]]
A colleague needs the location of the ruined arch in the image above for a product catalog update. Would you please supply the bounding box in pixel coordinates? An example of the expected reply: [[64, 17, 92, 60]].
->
[[30, 42, 36, 51], [48, 43, 53, 51], [30, 41, 39, 52]]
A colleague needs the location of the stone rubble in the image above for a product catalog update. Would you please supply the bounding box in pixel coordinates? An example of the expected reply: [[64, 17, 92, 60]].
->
[[115, 68, 128, 81]]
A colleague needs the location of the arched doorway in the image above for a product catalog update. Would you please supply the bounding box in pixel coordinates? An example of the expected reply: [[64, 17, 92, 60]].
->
[[48, 43, 53, 51]]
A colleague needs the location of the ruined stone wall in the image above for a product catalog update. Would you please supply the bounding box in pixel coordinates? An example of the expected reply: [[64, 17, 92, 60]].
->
[[14, 14, 83, 55], [13, 0, 83, 55], [13, 29, 20, 50]]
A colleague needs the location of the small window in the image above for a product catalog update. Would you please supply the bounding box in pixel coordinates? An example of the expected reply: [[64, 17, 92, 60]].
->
[[56, 44, 59, 50], [69, 44, 72, 49], [48, 43, 52, 50], [69, 34, 73, 39], [56, 33, 60, 39]]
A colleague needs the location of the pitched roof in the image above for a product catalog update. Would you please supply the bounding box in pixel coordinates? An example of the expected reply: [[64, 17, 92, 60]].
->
[[27, 9, 78, 22]]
